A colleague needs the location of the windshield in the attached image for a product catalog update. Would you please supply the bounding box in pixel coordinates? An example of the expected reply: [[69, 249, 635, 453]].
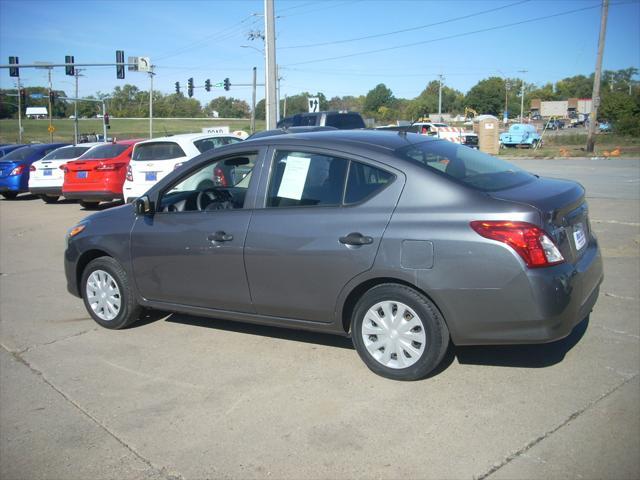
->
[[395, 140, 535, 192], [41, 146, 91, 160], [78, 144, 128, 160]]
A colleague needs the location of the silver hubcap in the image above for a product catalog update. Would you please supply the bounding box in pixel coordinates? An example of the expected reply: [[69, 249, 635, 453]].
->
[[361, 301, 426, 369], [86, 270, 121, 321]]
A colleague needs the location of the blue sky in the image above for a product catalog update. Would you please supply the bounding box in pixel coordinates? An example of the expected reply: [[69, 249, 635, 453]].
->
[[1, 0, 638, 106]]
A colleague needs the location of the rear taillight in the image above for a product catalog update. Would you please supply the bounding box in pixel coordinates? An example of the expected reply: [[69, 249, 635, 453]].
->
[[29, 165, 36, 172], [126, 165, 133, 182], [95, 162, 125, 171], [214, 166, 228, 186], [9, 165, 26, 176], [470, 221, 564, 268], [59, 164, 66, 170]]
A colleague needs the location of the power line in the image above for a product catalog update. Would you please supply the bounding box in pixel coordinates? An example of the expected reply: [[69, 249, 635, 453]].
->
[[282, 2, 624, 67], [279, 0, 530, 49], [277, 0, 363, 18]]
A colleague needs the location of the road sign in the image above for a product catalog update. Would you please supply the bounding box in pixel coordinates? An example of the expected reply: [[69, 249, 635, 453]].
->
[[308, 97, 319, 113], [128, 56, 139, 71], [138, 57, 151, 72], [202, 126, 230, 134], [47, 125, 56, 133], [30, 93, 44, 99]]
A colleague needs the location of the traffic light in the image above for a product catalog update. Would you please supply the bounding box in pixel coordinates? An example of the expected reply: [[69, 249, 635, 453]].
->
[[65, 55, 75, 76], [187, 77, 194, 98], [116, 50, 125, 79], [205, 79, 211, 92], [224, 78, 230, 91], [175, 82, 180, 94], [19, 88, 26, 106], [49, 90, 56, 104], [104, 113, 110, 129], [9, 56, 19, 77]]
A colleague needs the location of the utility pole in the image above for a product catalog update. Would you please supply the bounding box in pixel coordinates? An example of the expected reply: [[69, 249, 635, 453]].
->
[[149, 66, 155, 139], [16, 77, 23, 144], [587, 0, 609, 153], [251, 66, 257, 134], [518, 70, 528, 123], [73, 69, 84, 145], [102, 101, 107, 142], [438, 74, 444, 119], [47, 68, 53, 142], [505, 80, 511, 124], [264, 0, 278, 129]]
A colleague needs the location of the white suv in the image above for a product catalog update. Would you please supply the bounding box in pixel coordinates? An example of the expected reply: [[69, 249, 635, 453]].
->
[[28, 143, 103, 203], [123, 133, 243, 202]]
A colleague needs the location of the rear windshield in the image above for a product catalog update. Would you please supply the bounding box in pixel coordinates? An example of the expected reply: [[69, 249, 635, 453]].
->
[[41, 146, 91, 160], [2, 146, 34, 161], [132, 142, 186, 161], [293, 114, 318, 127], [325, 113, 365, 129], [78, 144, 129, 160], [395, 140, 535, 192]]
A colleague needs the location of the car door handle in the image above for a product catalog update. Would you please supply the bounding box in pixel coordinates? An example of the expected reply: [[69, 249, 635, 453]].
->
[[339, 232, 373, 246], [208, 231, 233, 242]]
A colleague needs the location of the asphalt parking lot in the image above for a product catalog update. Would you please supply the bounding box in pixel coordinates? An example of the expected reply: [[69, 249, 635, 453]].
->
[[1, 158, 638, 480]]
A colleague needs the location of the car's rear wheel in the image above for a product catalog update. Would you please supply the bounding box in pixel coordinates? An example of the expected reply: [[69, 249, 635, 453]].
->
[[351, 284, 449, 381], [41, 194, 59, 203], [81, 256, 141, 329], [80, 200, 100, 209], [1, 192, 18, 200]]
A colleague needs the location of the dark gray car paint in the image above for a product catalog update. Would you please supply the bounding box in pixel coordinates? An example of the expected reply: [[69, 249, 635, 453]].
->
[[65, 130, 603, 344]]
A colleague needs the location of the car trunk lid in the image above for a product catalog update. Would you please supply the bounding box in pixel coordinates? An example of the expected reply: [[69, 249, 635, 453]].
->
[[490, 176, 589, 264]]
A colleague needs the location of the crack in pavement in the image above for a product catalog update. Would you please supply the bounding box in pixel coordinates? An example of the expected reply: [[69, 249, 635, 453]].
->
[[14, 328, 100, 355], [476, 373, 639, 480], [0, 342, 184, 480]]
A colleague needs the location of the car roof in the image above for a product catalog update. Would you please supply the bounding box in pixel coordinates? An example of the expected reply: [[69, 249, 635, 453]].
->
[[245, 129, 435, 153], [113, 138, 145, 146], [133, 132, 237, 147]]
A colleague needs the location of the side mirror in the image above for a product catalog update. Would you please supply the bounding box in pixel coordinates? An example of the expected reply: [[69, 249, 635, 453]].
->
[[134, 195, 154, 216]]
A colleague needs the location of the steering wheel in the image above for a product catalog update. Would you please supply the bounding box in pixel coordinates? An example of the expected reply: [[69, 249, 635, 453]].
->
[[196, 189, 233, 211]]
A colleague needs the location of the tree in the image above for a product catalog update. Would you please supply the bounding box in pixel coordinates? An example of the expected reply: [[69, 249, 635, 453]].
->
[[599, 89, 640, 136], [205, 97, 250, 118], [364, 84, 395, 116], [327, 95, 364, 112], [279, 92, 327, 117], [406, 80, 465, 119], [555, 75, 593, 99], [465, 77, 505, 115]]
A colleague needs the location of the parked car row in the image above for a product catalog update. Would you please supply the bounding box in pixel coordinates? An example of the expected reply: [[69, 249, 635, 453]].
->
[[0, 132, 244, 205]]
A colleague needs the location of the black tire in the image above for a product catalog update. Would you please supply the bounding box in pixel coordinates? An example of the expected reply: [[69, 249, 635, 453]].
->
[[80, 256, 142, 329], [1, 192, 18, 200], [351, 284, 449, 381], [80, 200, 100, 209], [41, 194, 59, 204]]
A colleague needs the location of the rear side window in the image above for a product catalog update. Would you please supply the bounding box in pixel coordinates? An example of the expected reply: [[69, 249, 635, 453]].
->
[[345, 162, 394, 204], [79, 144, 129, 160], [41, 146, 90, 160], [325, 113, 365, 129], [267, 151, 348, 207], [194, 136, 241, 153], [132, 142, 185, 161]]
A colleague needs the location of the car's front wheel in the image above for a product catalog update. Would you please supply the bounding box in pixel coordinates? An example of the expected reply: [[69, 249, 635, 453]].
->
[[351, 284, 449, 381], [81, 256, 141, 329]]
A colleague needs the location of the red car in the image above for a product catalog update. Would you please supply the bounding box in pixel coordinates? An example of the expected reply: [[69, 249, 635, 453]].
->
[[63, 139, 142, 208]]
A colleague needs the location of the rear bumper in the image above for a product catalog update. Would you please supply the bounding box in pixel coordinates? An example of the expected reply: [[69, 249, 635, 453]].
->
[[432, 239, 604, 346], [0, 175, 27, 193], [62, 190, 123, 201], [30, 186, 63, 196]]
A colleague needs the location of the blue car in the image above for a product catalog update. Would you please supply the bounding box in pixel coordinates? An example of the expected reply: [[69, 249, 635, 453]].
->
[[0, 143, 68, 199], [499, 124, 542, 149]]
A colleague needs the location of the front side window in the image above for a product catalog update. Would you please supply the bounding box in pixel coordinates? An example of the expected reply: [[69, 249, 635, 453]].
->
[[396, 140, 535, 191], [267, 151, 348, 207], [132, 142, 185, 161], [159, 153, 257, 213]]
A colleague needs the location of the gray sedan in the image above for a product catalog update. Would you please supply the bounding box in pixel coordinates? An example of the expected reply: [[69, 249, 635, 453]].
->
[[64, 130, 603, 380]]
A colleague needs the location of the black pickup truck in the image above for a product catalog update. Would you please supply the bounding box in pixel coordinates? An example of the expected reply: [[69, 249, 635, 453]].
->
[[277, 111, 366, 129]]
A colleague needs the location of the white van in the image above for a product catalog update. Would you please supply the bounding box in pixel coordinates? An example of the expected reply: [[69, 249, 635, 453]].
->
[[123, 133, 243, 202]]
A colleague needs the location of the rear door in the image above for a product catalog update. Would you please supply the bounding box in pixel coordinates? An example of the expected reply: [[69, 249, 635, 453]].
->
[[244, 147, 403, 323]]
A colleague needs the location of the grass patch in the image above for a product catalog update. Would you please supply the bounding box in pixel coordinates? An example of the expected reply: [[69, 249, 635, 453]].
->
[[0, 118, 265, 144]]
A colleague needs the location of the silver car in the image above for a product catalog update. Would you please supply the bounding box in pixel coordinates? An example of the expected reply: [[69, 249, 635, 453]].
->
[[64, 130, 603, 380]]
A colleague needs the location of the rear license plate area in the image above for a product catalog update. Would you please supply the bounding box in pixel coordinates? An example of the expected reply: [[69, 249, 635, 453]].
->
[[145, 171, 157, 181], [573, 222, 587, 250], [77, 171, 88, 179], [43, 169, 52, 176]]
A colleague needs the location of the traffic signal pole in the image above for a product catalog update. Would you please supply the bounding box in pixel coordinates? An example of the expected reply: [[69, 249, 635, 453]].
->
[[47, 68, 53, 142], [251, 67, 257, 134], [16, 77, 23, 144], [149, 66, 155, 139]]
